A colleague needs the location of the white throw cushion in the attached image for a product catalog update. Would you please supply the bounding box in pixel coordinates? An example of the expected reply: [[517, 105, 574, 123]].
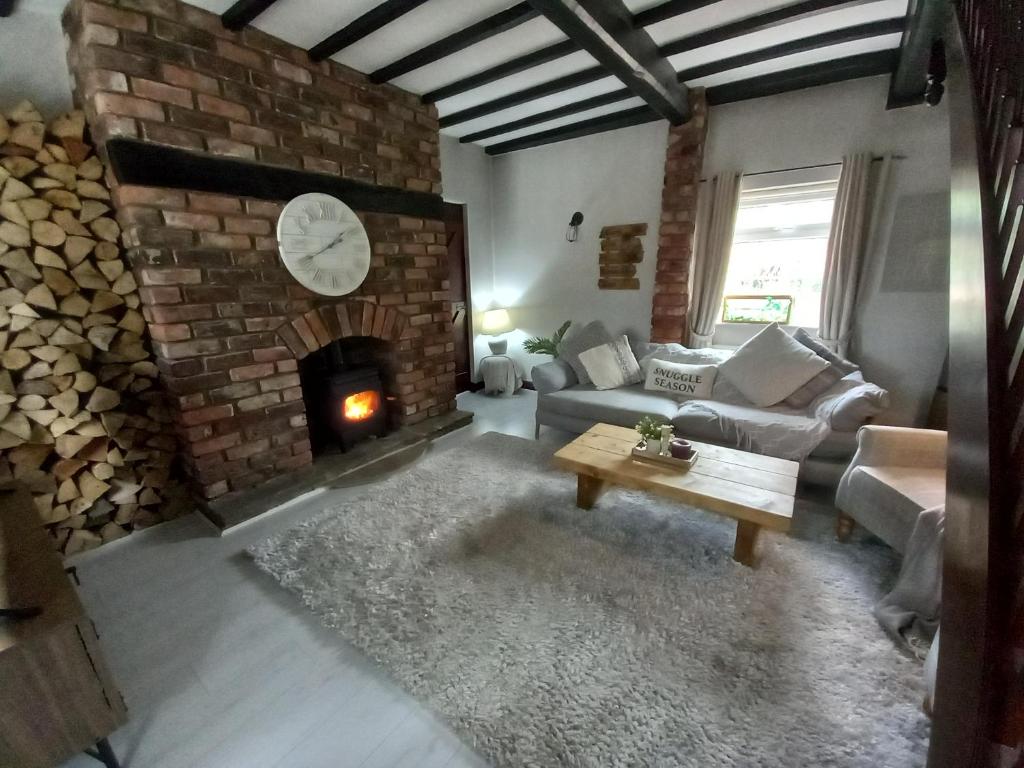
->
[[555, 320, 613, 385], [577, 335, 642, 390], [644, 360, 717, 399], [717, 323, 830, 407]]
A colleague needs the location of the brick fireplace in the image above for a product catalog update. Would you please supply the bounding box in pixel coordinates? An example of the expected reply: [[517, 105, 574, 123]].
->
[[62, 0, 460, 504]]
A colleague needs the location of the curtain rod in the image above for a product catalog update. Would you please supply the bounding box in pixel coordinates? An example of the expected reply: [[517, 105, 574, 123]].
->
[[699, 155, 906, 183]]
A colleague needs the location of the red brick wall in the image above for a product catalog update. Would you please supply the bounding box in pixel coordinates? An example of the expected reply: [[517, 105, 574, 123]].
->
[[116, 186, 455, 501], [59, 0, 456, 502], [650, 90, 708, 344], [62, 0, 441, 195]]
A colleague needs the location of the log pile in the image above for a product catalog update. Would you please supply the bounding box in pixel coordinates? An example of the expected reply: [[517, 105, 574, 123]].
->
[[0, 100, 185, 555]]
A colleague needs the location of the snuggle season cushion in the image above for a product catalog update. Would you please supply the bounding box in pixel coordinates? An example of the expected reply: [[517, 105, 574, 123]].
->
[[556, 320, 614, 385], [577, 335, 643, 390], [644, 359, 717, 399], [717, 323, 830, 407]]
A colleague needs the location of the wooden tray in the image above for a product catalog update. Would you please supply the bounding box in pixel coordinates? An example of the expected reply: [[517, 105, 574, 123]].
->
[[631, 443, 699, 471]]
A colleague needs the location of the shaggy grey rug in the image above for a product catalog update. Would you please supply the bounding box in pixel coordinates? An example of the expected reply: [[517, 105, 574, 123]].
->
[[250, 432, 929, 767]]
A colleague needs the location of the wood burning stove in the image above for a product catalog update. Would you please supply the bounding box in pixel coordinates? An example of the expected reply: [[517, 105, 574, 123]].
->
[[300, 339, 391, 453]]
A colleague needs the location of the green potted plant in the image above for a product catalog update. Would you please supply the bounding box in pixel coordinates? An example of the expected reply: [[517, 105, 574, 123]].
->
[[523, 320, 571, 357], [635, 415, 666, 455]]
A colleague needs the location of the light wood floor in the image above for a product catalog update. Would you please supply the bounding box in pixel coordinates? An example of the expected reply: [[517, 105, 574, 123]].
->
[[61, 390, 557, 768]]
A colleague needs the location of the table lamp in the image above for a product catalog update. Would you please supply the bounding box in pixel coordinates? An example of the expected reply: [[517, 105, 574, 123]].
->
[[481, 308, 513, 354]]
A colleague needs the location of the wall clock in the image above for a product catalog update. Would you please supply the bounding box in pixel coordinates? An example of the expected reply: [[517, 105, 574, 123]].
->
[[277, 192, 371, 296]]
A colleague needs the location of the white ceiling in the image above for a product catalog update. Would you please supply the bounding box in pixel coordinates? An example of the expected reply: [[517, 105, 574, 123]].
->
[[138, 0, 912, 150]]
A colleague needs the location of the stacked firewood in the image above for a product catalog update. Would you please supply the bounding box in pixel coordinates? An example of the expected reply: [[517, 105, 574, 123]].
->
[[0, 100, 184, 555]]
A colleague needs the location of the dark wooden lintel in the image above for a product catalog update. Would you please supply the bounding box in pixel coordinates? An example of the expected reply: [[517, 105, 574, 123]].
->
[[104, 139, 444, 220]]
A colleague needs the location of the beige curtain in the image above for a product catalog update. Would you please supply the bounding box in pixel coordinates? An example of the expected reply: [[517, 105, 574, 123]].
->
[[688, 172, 742, 347], [819, 153, 892, 358]]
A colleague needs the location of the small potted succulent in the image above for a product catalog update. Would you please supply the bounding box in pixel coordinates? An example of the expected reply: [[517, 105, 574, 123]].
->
[[635, 415, 666, 455]]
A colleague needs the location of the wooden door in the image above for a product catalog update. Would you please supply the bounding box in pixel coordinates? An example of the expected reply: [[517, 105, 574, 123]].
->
[[444, 203, 473, 393]]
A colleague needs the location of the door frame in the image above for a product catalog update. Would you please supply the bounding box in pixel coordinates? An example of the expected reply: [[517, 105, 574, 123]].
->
[[442, 201, 477, 393]]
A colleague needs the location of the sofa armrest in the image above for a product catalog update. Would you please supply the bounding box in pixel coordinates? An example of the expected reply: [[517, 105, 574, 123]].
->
[[532, 358, 577, 394], [850, 425, 948, 470]]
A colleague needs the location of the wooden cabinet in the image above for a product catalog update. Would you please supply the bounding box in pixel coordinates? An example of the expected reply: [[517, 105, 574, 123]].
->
[[0, 484, 126, 768]]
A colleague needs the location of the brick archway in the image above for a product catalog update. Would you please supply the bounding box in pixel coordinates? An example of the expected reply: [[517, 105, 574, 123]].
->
[[274, 300, 408, 360]]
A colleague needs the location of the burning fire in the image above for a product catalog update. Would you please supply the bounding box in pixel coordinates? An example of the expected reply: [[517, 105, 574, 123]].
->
[[343, 390, 380, 422]]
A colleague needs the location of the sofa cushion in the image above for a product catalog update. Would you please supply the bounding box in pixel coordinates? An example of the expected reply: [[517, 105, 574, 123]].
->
[[532, 358, 577, 394], [538, 384, 677, 427], [839, 466, 946, 553], [578, 335, 642, 390], [783, 363, 843, 408], [671, 399, 830, 461], [644, 359, 717, 399], [813, 375, 890, 430], [556, 321, 613, 385], [793, 328, 859, 375], [718, 323, 829, 407]]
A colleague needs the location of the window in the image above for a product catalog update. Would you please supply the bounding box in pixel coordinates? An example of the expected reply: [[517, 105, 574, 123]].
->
[[720, 168, 840, 329]]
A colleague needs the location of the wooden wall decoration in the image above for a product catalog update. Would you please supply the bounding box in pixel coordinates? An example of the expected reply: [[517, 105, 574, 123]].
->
[[0, 100, 186, 555], [599, 223, 647, 290]]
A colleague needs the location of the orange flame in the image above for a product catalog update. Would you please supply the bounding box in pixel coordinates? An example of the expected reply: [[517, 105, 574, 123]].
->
[[343, 390, 380, 422]]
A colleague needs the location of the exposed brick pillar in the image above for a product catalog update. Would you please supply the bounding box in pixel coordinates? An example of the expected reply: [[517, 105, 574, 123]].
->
[[650, 89, 708, 344]]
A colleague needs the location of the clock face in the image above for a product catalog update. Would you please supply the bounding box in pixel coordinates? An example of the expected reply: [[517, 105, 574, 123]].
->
[[277, 193, 371, 296]]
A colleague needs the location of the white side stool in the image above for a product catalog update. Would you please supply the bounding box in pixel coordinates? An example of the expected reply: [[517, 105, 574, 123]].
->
[[479, 355, 523, 396]]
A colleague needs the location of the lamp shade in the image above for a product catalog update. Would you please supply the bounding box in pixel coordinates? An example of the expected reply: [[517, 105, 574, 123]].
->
[[481, 308, 512, 334]]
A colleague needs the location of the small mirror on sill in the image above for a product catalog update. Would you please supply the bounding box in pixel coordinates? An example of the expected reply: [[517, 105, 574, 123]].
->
[[721, 295, 794, 325]]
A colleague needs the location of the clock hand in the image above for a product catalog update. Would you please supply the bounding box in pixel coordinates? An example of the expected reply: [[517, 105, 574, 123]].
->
[[310, 230, 346, 258]]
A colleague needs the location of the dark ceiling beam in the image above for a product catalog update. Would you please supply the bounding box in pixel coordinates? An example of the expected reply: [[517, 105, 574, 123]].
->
[[485, 50, 899, 155], [308, 0, 431, 62], [485, 105, 660, 155], [0, 0, 16, 18], [658, 0, 877, 57], [632, 0, 721, 27], [461, 17, 903, 143], [887, 0, 949, 108], [221, 0, 278, 31], [527, 0, 690, 124], [459, 87, 633, 143], [439, 65, 607, 128], [421, 40, 578, 104], [423, 0, 711, 105], [438, 0, 877, 124], [677, 17, 904, 80], [369, 3, 540, 84], [705, 48, 899, 105]]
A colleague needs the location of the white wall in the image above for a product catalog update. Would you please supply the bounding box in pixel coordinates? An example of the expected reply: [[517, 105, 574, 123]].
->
[[489, 120, 669, 377], [702, 75, 950, 425], [486, 75, 950, 426], [438, 135, 495, 378], [0, 3, 73, 118]]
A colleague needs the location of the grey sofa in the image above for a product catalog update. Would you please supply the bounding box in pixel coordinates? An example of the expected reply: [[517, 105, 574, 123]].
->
[[532, 353, 889, 485]]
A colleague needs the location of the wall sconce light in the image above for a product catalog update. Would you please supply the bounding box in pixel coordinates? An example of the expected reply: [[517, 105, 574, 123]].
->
[[565, 211, 584, 242]]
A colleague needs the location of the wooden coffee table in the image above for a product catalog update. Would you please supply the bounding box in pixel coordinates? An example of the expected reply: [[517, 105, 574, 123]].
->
[[553, 423, 798, 567]]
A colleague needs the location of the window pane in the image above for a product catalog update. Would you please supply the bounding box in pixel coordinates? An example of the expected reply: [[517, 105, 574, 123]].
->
[[720, 183, 837, 329]]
